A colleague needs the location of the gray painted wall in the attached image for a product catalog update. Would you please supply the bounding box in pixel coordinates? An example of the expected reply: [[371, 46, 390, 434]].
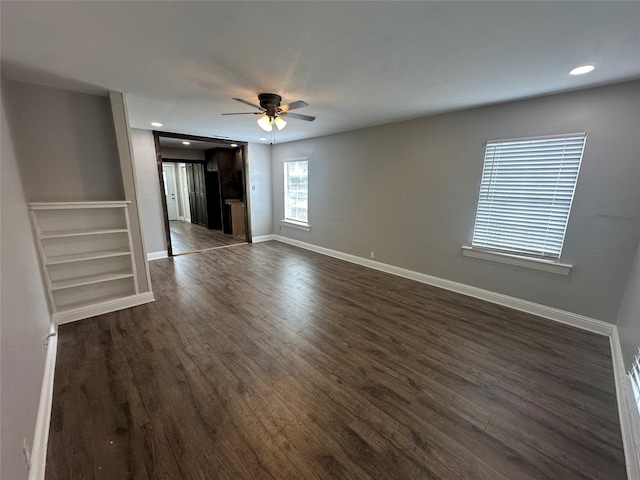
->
[[271, 81, 640, 323], [618, 241, 640, 371], [246, 143, 272, 238], [1, 82, 52, 480], [131, 129, 166, 255], [5, 80, 124, 202]]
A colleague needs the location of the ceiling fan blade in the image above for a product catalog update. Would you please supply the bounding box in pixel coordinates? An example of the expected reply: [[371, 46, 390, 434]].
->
[[286, 112, 316, 121], [279, 100, 308, 112], [232, 97, 262, 110], [221, 112, 261, 116]]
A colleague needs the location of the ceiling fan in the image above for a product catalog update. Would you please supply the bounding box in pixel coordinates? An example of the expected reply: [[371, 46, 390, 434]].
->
[[222, 93, 315, 132]]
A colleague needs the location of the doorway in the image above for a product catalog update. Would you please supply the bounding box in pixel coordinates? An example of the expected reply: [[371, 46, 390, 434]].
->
[[153, 131, 251, 256], [162, 163, 179, 221]]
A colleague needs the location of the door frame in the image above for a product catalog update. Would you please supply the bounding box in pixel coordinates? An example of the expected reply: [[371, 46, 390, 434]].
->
[[161, 162, 179, 221], [152, 131, 250, 257]]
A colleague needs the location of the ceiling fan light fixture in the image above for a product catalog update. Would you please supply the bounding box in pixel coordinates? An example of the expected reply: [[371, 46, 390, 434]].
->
[[257, 114, 273, 132], [226, 94, 314, 130], [274, 116, 287, 131]]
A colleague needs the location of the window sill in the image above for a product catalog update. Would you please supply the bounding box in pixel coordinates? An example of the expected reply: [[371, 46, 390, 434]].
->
[[281, 219, 311, 231], [461, 246, 572, 275]]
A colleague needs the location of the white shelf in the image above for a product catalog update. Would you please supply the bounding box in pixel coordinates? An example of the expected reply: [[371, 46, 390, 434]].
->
[[53, 293, 132, 312], [30, 201, 139, 318], [30, 201, 131, 209], [51, 271, 134, 291], [40, 228, 128, 239], [45, 249, 131, 265]]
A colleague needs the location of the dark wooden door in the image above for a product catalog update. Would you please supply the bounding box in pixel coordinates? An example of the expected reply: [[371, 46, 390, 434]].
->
[[185, 163, 198, 224], [205, 171, 223, 230], [193, 163, 207, 227], [185, 163, 208, 227]]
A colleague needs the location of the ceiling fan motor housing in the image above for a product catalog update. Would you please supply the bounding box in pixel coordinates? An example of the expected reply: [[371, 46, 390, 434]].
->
[[258, 93, 282, 116]]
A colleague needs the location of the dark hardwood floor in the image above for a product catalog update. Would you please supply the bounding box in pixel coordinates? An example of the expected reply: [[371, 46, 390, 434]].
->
[[170, 220, 246, 255], [46, 241, 627, 479]]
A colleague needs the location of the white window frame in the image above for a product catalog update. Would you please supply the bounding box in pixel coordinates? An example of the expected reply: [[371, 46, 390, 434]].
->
[[282, 158, 310, 230], [463, 133, 587, 275]]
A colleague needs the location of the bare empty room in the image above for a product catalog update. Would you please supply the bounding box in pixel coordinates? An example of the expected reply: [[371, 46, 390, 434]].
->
[[1, 2, 639, 479]]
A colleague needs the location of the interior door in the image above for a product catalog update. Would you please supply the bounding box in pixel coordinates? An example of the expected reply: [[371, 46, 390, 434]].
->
[[194, 164, 208, 227], [185, 163, 208, 227], [162, 163, 178, 221], [178, 164, 191, 222]]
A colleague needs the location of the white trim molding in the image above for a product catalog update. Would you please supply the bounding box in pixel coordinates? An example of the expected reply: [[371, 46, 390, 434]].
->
[[252, 234, 276, 243], [53, 292, 155, 325], [28, 326, 58, 480], [281, 219, 311, 231], [462, 246, 572, 275], [275, 235, 611, 335], [147, 250, 168, 260]]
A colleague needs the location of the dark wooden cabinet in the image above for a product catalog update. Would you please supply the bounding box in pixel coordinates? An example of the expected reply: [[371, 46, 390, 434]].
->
[[206, 148, 244, 233], [185, 163, 208, 228], [218, 150, 243, 200], [205, 170, 223, 230], [182, 148, 244, 233]]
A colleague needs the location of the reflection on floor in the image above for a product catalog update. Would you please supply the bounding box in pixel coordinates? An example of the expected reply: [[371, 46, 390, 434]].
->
[[169, 220, 246, 255]]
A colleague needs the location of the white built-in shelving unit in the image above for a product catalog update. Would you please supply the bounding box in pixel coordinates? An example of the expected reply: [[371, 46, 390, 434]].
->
[[30, 201, 140, 320]]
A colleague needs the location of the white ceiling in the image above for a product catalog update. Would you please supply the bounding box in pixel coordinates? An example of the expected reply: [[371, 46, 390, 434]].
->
[[2, 1, 639, 144]]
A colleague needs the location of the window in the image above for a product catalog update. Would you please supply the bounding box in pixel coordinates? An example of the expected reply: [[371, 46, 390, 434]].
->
[[631, 349, 640, 417], [469, 133, 586, 261], [284, 158, 309, 225]]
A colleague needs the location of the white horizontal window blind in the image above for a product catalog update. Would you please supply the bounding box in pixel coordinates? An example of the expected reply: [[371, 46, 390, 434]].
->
[[471, 133, 586, 259], [284, 159, 308, 224], [631, 349, 640, 417]]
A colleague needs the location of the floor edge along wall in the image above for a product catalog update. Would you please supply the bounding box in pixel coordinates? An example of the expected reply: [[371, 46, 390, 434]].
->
[[28, 236, 640, 479], [270, 234, 639, 479]]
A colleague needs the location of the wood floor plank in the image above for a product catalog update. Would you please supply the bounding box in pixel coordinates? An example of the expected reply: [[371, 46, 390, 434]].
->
[[169, 219, 246, 255], [46, 241, 627, 479]]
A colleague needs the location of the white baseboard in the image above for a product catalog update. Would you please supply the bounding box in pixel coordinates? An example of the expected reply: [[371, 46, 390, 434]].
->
[[252, 234, 276, 243], [610, 329, 640, 480], [147, 250, 168, 260], [28, 326, 58, 480], [53, 292, 155, 325], [272, 235, 613, 336]]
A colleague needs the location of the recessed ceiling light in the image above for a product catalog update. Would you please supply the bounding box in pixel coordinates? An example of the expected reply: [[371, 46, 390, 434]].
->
[[182, 141, 190, 145], [151, 122, 163, 127], [230, 143, 238, 147], [260, 137, 267, 141], [569, 64, 596, 75]]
